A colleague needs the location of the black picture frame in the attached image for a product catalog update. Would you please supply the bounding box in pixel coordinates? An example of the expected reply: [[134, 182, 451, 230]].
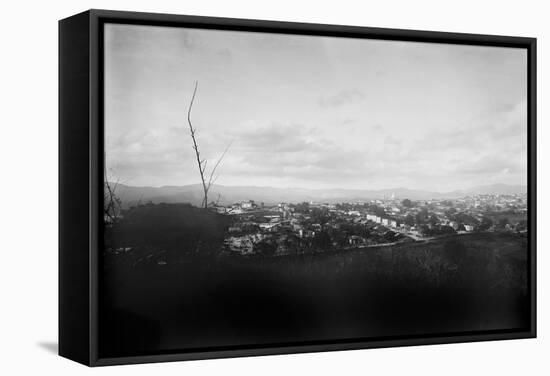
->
[[59, 9, 537, 367]]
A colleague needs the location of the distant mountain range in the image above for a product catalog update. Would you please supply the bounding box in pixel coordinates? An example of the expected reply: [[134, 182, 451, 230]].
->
[[111, 183, 526, 208]]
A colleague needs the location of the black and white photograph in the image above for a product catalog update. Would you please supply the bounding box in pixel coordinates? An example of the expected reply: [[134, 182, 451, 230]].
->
[[2, 0, 549, 374], [100, 22, 531, 357]]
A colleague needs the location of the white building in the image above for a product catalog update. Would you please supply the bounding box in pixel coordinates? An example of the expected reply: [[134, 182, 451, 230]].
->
[[259, 223, 280, 232], [241, 200, 255, 209], [366, 214, 377, 222]]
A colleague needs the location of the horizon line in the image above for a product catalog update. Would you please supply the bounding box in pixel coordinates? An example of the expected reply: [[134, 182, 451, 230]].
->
[[108, 181, 527, 194]]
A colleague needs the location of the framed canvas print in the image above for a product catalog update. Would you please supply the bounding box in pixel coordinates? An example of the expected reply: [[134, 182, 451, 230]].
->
[[59, 9, 536, 366]]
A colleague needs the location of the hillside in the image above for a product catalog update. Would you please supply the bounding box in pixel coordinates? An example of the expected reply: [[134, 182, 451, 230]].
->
[[110, 182, 527, 208]]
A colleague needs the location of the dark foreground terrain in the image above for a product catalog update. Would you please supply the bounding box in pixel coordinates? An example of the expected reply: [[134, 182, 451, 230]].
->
[[99, 204, 529, 357]]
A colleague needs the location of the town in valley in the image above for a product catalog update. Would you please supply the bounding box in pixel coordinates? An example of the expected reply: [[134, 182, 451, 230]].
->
[[172, 192, 528, 256]]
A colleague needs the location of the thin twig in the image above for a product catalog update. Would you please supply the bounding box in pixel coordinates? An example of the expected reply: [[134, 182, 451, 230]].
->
[[207, 141, 232, 189]]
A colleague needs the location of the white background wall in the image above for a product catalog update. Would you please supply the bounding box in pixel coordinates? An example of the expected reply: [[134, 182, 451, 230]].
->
[[0, 0, 547, 374]]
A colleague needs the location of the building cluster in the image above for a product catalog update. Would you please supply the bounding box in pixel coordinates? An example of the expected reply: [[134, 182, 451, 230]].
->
[[216, 194, 527, 256]]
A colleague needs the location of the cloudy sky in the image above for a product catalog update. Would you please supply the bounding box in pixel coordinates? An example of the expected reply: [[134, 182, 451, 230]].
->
[[104, 23, 527, 192]]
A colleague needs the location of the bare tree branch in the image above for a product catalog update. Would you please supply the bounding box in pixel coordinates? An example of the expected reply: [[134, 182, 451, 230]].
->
[[211, 174, 221, 187], [186, 81, 232, 209], [207, 141, 232, 189], [187, 81, 209, 208]]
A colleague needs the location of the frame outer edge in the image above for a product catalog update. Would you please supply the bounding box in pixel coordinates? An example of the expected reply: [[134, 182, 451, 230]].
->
[[59, 10, 93, 366], [89, 9, 100, 366], [528, 37, 537, 338], [76, 8, 537, 366]]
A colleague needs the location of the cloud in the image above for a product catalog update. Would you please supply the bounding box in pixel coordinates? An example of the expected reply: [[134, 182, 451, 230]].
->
[[384, 135, 402, 146], [105, 24, 199, 56], [319, 89, 365, 108], [455, 155, 524, 176], [220, 122, 376, 184], [341, 118, 356, 125], [414, 98, 527, 159], [216, 48, 233, 61], [104, 25, 527, 190], [229, 123, 311, 153]]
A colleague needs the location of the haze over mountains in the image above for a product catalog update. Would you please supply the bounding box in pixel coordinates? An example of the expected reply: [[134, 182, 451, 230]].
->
[[111, 183, 527, 208]]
